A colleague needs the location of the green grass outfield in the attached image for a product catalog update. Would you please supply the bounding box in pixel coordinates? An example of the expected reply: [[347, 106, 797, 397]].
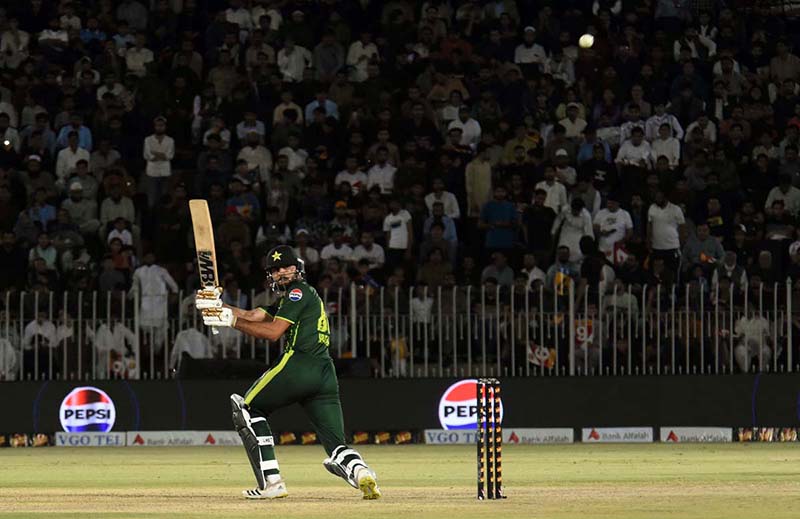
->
[[2, 444, 800, 518]]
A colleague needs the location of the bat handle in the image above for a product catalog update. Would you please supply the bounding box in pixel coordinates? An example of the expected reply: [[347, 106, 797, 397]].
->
[[211, 326, 219, 335]]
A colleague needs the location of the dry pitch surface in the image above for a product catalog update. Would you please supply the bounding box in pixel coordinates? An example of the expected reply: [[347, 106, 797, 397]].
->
[[2, 444, 800, 518]]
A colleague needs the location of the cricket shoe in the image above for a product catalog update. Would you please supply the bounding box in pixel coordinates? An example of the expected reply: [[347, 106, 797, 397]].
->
[[355, 467, 381, 500], [323, 457, 358, 488], [242, 479, 288, 500]]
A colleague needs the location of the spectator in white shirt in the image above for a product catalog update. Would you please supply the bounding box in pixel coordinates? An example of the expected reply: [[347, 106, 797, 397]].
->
[[645, 103, 684, 141], [277, 134, 308, 172], [107, 217, 134, 246], [383, 198, 414, 269], [619, 104, 647, 143], [552, 198, 595, 263], [514, 26, 547, 72], [277, 39, 313, 82], [346, 31, 379, 82], [554, 148, 577, 186], [447, 106, 482, 149], [647, 191, 686, 270], [535, 166, 569, 214], [320, 227, 354, 262], [616, 127, 653, 169], [593, 194, 633, 260], [684, 114, 717, 144], [55, 131, 90, 184], [0, 17, 30, 70], [367, 147, 397, 194], [237, 132, 273, 182], [558, 102, 587, 140], [225, 0, 253, 36], [424, 177, 461, 219], [765, 175, 800, 216], [142, 116, 175, 208], [351, 231, 385, 271], [335, 156, 368, 195], [651, 123, 682, 168], [125, 32, 154, 77]]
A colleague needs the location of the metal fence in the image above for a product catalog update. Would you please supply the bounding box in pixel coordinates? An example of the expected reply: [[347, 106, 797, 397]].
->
[[0, 281, 795, 381]]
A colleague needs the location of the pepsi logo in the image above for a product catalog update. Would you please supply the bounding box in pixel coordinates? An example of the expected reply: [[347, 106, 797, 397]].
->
[[59, 386, 116, 433], [438, 379, 503, 430], [288, 288, 303, 302]]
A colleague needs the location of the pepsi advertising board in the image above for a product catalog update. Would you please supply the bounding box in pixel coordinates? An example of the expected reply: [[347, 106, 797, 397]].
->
[[60, 387, 117, 432], [438, 379, 503, 430]]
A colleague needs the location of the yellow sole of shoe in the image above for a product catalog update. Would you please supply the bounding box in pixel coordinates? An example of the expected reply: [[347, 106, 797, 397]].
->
[[359, 476, 382, 500]]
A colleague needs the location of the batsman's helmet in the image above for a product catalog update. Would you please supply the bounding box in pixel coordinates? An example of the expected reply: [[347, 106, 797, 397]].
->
[[265, 245, 305, 292]]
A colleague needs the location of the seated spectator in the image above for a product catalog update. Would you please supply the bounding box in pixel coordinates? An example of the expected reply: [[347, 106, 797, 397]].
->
[[226, 178, 261, 224], [107, 217, 133, 246], [335, 156, 368, 195], [424, 178, 460, 219], [681, 222, 724, 274], [351, 231, 385, 272], [765, 175, 800, 216], [419, 222, 456, 268], [416, 249, 453, 289], [320, 227, 354, 263], [545, 246, 578, 296], [98, 254, 127, 292], [481, 252, 514, 287]]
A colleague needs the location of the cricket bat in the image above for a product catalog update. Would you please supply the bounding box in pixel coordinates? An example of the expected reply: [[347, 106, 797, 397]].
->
[[189, 199, 220, 335]]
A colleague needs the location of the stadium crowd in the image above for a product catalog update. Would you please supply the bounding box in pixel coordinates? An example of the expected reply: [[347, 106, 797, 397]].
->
[[2, 0, 800, 377]]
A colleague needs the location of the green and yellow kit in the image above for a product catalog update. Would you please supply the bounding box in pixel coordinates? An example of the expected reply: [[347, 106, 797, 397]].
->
[[242, 279, 345, 458]]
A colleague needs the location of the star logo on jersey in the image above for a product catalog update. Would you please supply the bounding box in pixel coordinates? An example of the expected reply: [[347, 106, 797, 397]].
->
[[271, 251, 282, 261]]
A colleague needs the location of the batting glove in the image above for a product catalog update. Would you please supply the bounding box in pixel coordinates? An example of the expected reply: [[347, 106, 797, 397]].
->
[[202, 307, 237, 328], [196, 286, 223, 309]]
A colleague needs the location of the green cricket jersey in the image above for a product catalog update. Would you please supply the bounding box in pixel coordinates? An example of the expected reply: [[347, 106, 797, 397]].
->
[[259, 280, 331, 357]]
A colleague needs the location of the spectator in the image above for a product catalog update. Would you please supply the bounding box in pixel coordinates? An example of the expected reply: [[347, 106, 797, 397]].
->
[[545, 245, 579, 296], [383, 198, 413, 270], [351, 231, 385, 272], [424, 178, 460, 219], [479, 185, 518, 256], [481, 252, 514, 287], [682, 222, 724, 274], [552, 198, 594, 264], [417, 249, 453, 289], [366, 147, 397, 195], [131, 252, 178, 351], [535, 165, 569, 214], [55, 131, 90, 185], [765, 175, 800, 216], [593, 193, 633, 262], [647, 190, 686, 271], [56, 113, 93, 152], [142, 116, 174, 209], [419, 222, 456, 268], [321, 226, 354, 263], [277, 39, 312, 83]]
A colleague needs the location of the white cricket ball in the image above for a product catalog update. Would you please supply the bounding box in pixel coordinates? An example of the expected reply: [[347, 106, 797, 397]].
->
[[579, 34, 594, 49]]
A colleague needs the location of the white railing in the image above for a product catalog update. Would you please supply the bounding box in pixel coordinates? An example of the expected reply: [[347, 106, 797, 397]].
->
[[0, 281, 795, 380]]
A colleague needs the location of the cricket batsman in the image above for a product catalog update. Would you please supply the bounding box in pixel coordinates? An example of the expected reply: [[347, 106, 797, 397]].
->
[[196, 245, 381, 500]]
